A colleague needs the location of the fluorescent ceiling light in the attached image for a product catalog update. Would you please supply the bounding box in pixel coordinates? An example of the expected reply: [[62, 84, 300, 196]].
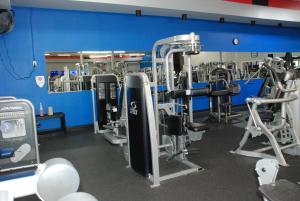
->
[[89, 55, 111, 59], [57, 54, 71, 56]]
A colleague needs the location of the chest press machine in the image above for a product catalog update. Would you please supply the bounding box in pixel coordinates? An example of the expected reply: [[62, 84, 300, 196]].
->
[[231, 58, 300, 166], [124, 33, 210, 188], [91, 74, 127, 145]]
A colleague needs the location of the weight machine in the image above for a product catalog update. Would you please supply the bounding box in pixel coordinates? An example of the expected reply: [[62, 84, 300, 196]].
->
[[125, 33, 210, 188], [0, 99, 39, 172], [152, 33, 209, 142], [91, 74, 127, 145], [231, 58, 300, 166]]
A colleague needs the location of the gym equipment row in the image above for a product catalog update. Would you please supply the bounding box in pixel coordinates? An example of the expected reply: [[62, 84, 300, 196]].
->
[[90, 33, 300, 191]]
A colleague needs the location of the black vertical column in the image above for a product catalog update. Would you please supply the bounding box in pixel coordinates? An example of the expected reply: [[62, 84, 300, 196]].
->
[[253, 0, 268, 6]]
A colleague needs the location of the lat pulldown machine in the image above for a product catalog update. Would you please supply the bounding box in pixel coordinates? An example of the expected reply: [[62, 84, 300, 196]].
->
[[91, 74, 127, 145]]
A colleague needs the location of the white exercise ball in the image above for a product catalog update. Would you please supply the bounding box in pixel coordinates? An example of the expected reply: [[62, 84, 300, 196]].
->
[[36, 158, 80, 201], [58, 192, 98, 201]]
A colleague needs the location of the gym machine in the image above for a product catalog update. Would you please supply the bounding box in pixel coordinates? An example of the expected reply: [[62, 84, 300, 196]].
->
[[125, 73, 206, 188], [125, 33, 210, 188], [0, 99, 39, 172], [152, 32, 209, 142], [0, 99, 97, 201], [255, 159, 300, 201], [91, 74, 127, 145], [208, 67, 242, 123], [231, 58, 300, 166]]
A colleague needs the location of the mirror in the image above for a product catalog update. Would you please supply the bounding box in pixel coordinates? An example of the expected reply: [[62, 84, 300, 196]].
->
[[45, 51, 147, 93], [189, 52, 300, 83], [45, 51, 300, 93]]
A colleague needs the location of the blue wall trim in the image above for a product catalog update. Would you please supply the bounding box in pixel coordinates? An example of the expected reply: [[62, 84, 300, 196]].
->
[[0, 7, 300, 129]]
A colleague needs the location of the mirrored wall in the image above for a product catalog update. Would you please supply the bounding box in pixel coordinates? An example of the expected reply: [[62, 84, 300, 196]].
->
[[45, 51, 300, 93], [45, 51, 148, 93], [188, 52, 300, 83]]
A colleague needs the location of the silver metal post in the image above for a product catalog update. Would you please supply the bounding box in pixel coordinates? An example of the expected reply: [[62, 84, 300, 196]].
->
[[187, 54, 193, 123]]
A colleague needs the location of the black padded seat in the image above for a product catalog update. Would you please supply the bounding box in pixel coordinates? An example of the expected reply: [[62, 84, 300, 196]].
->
[[245, 110, 274, 122], [259, 110, 274, 122], [167, 115, 183, 136], [259, 179, 300, 201], [186, 122, 209, 132]]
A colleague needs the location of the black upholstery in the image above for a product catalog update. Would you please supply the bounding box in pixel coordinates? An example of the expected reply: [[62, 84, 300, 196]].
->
[[210, 89, 231, 97], [210, 83, 240, 97], [170, 88, 210, 99], [259, 179, 300, 201], [167, 115, 184, 136], [245, 110, 274, 122], [186, 122, 209, 132], [259, 110, 274, 122]]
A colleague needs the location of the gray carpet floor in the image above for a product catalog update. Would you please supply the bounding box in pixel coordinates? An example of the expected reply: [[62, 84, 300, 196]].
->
[[17, 120, 300, 201]]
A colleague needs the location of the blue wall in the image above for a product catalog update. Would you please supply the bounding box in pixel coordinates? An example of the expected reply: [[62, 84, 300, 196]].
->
[[1, 7, 300, 129]]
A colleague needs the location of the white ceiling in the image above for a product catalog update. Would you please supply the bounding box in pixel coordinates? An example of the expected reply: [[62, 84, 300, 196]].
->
[[11, 0, 300, 27]]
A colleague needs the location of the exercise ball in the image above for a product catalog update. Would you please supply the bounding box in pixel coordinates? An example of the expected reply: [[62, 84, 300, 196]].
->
[[58, 192, 98, 201], [36, 158, 80, 201], [0, 191, 13, 201]]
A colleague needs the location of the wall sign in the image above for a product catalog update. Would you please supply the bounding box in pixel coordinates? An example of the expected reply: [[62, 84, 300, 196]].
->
[[35, 76, 45, 88]]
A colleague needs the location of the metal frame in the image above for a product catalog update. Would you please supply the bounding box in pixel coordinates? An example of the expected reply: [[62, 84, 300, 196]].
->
[[231, 73, 300, 166], [152, 33, 202, 141], [90, 74, 127, 145], [255, 159, 279, 201], [124, 32, 207, 188], [0, 97, 16, 101]]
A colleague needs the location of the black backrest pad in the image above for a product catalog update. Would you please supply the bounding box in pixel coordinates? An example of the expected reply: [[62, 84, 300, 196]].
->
[[126, 75, 152, 177], [167, 115, 183, 136]]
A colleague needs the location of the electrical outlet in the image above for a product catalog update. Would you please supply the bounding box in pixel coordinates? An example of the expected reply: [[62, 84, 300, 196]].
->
[[33, 60, 37, 68]]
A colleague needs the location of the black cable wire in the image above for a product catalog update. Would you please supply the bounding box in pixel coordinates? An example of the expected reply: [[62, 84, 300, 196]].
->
[[0, 49, 21, 80], [0, 8, 36, 80], [29, 8, 36, 61]]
